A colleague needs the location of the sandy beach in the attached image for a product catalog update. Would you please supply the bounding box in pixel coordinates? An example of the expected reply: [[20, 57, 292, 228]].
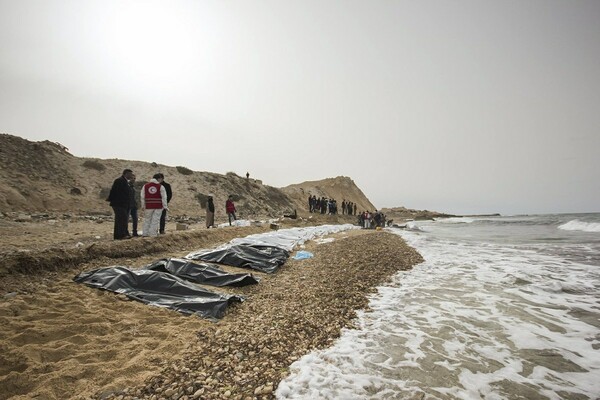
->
[[0, 214, 422, 400]]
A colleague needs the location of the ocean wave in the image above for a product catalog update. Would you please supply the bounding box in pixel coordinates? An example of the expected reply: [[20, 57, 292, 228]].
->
[[435, 217, 476, 224], [558, 220, 600, 233], [406, 222, 424, 232]]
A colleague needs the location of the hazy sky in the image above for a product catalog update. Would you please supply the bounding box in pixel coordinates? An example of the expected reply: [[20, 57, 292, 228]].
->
[[1, 0, 599, 215]]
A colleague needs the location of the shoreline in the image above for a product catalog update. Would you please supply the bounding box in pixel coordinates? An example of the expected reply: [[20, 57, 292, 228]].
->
[[0, 218, 423, 400]]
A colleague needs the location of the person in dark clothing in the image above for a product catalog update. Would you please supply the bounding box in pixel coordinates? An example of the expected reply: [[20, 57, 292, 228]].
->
[[206, 195, 215, 228], [158, 174, 172, 234], [127, 173, 141, 236], [107, 168, 134, 240]]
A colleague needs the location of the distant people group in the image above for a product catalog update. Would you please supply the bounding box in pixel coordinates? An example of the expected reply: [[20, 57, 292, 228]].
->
[[358, 210, 387, 229], [308, 195, 357, 216], [306, 194, 387, 229]]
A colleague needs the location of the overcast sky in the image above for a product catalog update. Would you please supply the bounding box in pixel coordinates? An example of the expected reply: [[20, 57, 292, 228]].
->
[[1, 0, 598, 215]]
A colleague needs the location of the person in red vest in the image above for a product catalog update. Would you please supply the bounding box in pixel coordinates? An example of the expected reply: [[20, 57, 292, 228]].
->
[[141, 173, 168, 237], [226, 195, 237, 226]]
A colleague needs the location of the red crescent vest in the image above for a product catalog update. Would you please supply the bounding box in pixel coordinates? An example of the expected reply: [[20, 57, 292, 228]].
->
[[144, 182, 163, 209]]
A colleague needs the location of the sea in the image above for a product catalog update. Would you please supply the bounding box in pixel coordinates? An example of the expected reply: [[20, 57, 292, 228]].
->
[[276, 213, 600, 400]]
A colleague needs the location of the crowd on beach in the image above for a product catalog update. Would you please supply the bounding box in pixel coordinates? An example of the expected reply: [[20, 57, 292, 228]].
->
[[106, 169, 238, 240], [307, 194, 389, 229], [107, 169, 389, 241], [358, 210, 389, 229], [308, 195, 357, 216]]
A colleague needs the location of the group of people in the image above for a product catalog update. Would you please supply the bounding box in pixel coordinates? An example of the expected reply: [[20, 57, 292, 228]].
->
[[205, 194, 237, 228], [308, 195, 358, 216], [358, 210, 388, 229], [107, 169, 172, 239], [108, 169, 239, 239]]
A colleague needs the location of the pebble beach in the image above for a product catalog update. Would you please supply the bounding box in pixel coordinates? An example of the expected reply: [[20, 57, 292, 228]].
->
[[0, 217, 422, 400]]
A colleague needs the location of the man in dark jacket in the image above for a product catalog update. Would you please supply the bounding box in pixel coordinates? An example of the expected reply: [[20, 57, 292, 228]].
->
[[127, 173, 141, 237], [107, 168, 134, 240], [158, 173, 173, 234]]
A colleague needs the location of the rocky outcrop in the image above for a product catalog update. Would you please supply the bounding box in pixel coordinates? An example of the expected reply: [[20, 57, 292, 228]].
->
[[380, 206, 456, 221]]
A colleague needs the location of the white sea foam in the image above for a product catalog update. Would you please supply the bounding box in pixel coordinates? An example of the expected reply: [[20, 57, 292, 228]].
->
[[558, 219, 600, 233], [435, 216, 476, 224], [405, 222, 424, 231], [277, 222, 600, 399]]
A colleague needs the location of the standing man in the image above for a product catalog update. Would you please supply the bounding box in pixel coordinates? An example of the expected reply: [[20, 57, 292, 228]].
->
[[107, 168, 134, 240], [141, 173, 168, 237], [127, 173, 141, 237], [206, 194, 215, 228], [226, 195, 237, 226], [158, 173, 172, 234]]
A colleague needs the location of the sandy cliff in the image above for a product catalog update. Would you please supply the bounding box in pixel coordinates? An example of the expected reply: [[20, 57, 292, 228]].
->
[[0, 134, 376, 219]]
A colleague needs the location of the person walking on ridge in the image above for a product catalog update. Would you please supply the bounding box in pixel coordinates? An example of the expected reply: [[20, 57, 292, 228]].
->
[[107, 168, 134, 240], [226, 195, 237, 226], [141, 173, 168, 237]]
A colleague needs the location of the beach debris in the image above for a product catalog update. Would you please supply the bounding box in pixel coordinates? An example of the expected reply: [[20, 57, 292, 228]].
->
[[292, 251, 314, 260], [176, 222, 189, 231]]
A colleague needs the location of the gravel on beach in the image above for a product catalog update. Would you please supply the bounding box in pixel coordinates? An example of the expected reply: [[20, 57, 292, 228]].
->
[[100, 230, 423, 400], [0, 222, 422, 400]]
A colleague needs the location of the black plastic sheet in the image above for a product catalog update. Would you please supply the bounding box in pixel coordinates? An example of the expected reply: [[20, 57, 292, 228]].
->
[[186, 245, 290, 274], [144, 258, 259, 287], [73, 266, 242, 319]]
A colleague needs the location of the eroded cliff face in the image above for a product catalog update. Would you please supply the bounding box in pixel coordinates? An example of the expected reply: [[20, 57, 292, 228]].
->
[[0, 134, 375, 218]]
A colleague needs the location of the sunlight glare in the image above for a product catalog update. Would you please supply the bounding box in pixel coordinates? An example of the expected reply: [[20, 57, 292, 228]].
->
[[106, 1, 197, 83]]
